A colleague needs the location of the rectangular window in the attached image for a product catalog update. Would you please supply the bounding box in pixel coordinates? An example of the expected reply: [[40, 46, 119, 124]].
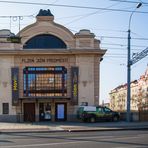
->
[[23, 66, 67, 97], [3, 103, 9, 114]]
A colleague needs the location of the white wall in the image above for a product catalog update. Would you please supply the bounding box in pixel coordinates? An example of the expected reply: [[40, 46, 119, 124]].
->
[[0, 56, 16, 115], [76, 55, 95, 106]]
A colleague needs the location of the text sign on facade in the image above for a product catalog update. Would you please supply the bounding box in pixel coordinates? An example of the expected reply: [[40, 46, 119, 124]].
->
[[71, 67, 79, 105], [21, 58, 68, 63], [11, 67, 19, 106]]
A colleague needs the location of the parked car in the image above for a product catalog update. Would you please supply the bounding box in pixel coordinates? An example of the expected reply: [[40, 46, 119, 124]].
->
[[77, 106, 120, 123]]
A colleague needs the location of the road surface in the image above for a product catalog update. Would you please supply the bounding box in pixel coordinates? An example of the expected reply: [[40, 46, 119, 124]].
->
[[0, 130, 148, 148]]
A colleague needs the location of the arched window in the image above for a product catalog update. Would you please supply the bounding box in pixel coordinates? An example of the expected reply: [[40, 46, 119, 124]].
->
[[23, 34, 67, 49]]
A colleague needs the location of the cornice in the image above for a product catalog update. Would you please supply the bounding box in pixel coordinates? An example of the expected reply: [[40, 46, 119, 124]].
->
[[0, 49, 107, 56]]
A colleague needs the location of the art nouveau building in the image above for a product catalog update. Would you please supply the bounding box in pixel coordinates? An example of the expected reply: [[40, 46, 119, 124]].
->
[[0, 10, 106, 122]]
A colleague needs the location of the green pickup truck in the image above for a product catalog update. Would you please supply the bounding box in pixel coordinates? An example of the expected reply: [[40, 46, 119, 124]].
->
[[77, 106, 120, 123]]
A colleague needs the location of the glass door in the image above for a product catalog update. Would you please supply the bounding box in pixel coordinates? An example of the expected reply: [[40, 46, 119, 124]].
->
[[39, 103, 51, 121], [55, 103, 67, 121]]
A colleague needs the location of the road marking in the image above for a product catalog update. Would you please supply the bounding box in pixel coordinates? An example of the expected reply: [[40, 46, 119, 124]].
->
[[138, 134, 148, 137], [0, 135, 114, 140], [116, 146, 148, 148], [66, 135, 114, 140], [0, 141, 89, 148], [111, 136, 139, 140], [0, 135, 146, 148]]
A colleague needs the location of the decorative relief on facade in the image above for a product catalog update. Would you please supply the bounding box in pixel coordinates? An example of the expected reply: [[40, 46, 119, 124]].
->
[[82, 81, 87, 87], [2, 81, 8, 88]]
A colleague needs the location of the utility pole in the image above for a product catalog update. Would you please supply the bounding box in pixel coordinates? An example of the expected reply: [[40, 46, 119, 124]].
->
[[127, 2, 142, 122]]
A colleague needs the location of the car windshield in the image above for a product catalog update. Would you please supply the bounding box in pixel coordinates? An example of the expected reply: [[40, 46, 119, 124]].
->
[[97, 107, 104, 113]]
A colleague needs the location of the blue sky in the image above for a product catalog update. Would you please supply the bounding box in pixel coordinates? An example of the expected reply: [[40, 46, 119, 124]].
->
[[0, 0, 148, 103]]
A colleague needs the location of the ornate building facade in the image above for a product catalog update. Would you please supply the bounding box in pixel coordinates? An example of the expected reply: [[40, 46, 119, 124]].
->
[[0, 10, 106, 122]]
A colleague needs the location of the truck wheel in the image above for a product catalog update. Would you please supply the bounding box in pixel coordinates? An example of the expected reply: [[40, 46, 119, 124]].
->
[[82, 118, 87, 122], [90, 117, 96, 123]]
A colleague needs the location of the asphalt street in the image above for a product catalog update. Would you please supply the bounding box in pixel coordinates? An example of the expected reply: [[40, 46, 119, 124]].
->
[[0, 130, 148, 148]]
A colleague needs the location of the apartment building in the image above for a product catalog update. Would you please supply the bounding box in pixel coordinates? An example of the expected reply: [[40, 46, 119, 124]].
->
[[110, 66, 148, 112]]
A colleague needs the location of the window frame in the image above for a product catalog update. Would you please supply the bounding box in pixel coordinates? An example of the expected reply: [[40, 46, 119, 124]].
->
[[23, 34, 67, 49], [2, 103, 9, 114], [23, 66, 67, 97]]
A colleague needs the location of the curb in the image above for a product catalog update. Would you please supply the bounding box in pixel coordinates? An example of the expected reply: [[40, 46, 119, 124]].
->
[[1, 127, 148, 134], [67, 127, 148, 132]]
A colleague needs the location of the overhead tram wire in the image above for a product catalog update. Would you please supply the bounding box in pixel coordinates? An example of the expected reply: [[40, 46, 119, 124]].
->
[[110, 0, 148, 6], [0, 15, 34, 18], [31, 0, 60, 17], [69, 25, 128, 33], [101, 42, 148, 48], [0, 1, 147, 52], [0, 1, 147, 33], [64, 2, 121, 25], [106, 53, 127, 55], [97, 35, 148, 40], [104, 55, 127, 58], [0, 1, 148, 14], [101, 47, 143, 51]]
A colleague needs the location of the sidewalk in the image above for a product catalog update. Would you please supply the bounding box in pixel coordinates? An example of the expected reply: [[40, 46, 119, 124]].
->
[[0, 121, 148, 133]]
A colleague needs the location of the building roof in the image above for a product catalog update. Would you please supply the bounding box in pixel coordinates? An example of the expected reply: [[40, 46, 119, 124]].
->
[[0, 29, 15, 37], [37, 9, 54, 16]]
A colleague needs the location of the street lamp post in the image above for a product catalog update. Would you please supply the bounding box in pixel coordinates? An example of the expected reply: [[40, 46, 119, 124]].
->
[[127, 2, 142, 122]]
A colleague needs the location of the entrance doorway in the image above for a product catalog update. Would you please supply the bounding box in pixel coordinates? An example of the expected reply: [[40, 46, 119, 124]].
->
[[39, 103, 51, 121], [24, 103, 35, 122], [55, 103, 67, 121]]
